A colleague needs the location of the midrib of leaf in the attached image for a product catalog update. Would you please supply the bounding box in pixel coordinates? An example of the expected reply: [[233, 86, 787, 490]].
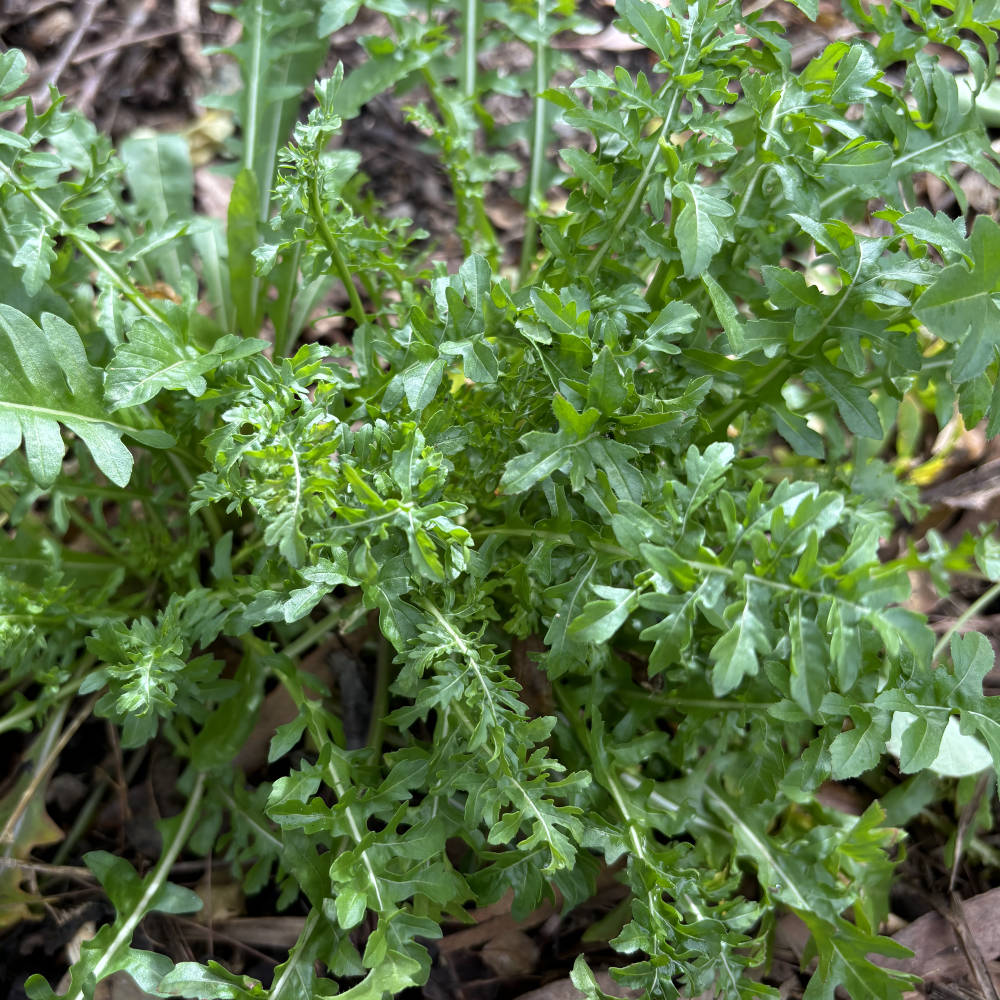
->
[[450, 700, 563, 862], [681, 461, 724, 533], [284, 431, 303, 544], [112, 354, 205, 397], [336, 509, 404, 531], [420, 599, 499, 728], [65, 772, 206, 1000], [0, 399, 134, 434], [0, 203, 17, 255], [300, 704, 387, 913], [140, 145, 182, 286], [818, 127, 986, 210], [269, 909, 321, 998], [425, 601, 574, 866], [603, 766, 742, 978], [218, 788, 283, 851], [548, 556, 598, 649], [504, 432, 600, 491], [704, 787, 810, 910], [735, 82, 789, 223]]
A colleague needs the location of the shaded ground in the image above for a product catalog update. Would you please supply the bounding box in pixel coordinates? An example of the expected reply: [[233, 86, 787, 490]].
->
[[2, 1, 1000, 998]]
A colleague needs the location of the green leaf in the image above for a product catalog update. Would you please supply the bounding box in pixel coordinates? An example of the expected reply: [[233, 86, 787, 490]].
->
[[615, 0, 676, 61], [805, 363, 882, 438], [915, 215, 1000, 382], [401, 358, 446, 413], [799, 913, 915, 1000], [822, 138, 893, 184], [160, 960, 268, 998], [105, 321, 264, 409], [702, 272, 746, 354], [587, 347, 627, 415], [896, 207, 968, 258], [789, 603, 826, 714], [710, 583, 770, 696], [10, 218, 56, 296], [228, 167, 262, 339], [0, 307, 134, 486], [120, 132, 194, 289], [830, 708, 887, 778], [500, 428, 581, 493], [334, 35, 436, 120], [673, 182, 734, 279], [569, 587, 638, 643], [0, 49, 29, 98]]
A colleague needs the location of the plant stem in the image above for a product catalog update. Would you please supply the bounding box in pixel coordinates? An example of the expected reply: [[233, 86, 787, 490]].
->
[[705, 251, 865, 437], [519, 0, 548, 283], [584, 30, 695, 279], [308, 174, 367, 327], [271, 242, 303, 359], [367, 636, 392, 765], [282, 608, 343, 661], [463, 0, 478, 100], [0, 160, 166, 325], [65, 772, 206, 1000], [0, 670, 88, 738], [932, 580, 1000, 665]]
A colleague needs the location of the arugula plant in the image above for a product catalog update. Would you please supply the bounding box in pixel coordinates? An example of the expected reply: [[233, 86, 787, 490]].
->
[[3, 0, 1000, 996]]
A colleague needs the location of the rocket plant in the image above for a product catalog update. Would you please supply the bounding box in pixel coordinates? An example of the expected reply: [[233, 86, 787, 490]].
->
[[3, 0, 1000, 996]]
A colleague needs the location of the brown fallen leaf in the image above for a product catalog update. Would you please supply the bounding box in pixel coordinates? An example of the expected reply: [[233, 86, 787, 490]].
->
[[480, 928, 540, 978], [881, 887, 1000, 981], [438, 903, 557, 955], [921, 458, 1000, 511], [212, 916, 307, 948], [552, 25, 646, 51], [514, 970, 643, 1000]]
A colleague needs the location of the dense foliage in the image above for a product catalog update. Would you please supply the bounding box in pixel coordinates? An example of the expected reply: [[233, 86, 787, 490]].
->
[[3, 0, 1000, 996]]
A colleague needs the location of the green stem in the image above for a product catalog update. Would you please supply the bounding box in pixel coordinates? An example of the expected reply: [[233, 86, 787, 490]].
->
[[705, 251, 865, 438], [308, 174, 367, 327], [416, 64, 498, 263], [462, 0, 478, 100], [367, 636, 393, 766], [584, 30, 695, 279], [0, 160, 166, 325], [644, 257, 680, 309], [282, 608, 344, 661], [65, 773, 207, 1000], [64, 503, 130, 565], [271, 242, 303, 359], [625, 693, 773, 713], [0, 669, 88, 738], [519, 0, 548, 283], [165, 451, 221, 543], [0, 203, 18, 255], [471, 524, 891, 617], [932, 580, 1000, 665]]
